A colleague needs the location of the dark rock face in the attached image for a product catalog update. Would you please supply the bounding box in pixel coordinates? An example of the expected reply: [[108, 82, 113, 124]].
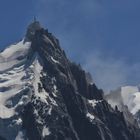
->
[[136, 111, 140, 127], [21, 22, 140, 140], [0, 21, 140, 140], [25, 20, 42, 42]]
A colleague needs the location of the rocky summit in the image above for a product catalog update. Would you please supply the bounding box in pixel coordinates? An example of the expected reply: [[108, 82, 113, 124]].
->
[[0, 20, 140, 140]]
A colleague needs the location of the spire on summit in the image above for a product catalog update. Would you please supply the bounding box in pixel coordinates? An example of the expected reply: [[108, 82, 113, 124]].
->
[[34, 16, 37, 22]]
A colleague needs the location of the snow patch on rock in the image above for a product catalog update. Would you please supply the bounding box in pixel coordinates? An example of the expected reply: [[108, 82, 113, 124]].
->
[[86, 112, 95, 122], [88, 99, 100, 108], [42, 127, 51, 138]]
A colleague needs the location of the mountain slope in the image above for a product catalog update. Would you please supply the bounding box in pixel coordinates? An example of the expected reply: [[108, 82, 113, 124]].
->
[[0, 21, 140, 140]]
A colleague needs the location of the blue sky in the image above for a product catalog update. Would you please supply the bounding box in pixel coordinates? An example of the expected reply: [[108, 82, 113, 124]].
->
[[1, 0, 140, 92]]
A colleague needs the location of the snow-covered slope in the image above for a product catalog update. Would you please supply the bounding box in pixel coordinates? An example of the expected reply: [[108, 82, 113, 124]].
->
[[0, 40, 41, 139], [0, 40, 31, 139], [0, 38, 59, 139], [0, 40, 31, 72], [0, 41, 31, 116]]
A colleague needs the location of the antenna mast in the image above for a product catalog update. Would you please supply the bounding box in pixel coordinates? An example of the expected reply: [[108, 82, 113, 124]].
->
[[34, 16, 37, 22]]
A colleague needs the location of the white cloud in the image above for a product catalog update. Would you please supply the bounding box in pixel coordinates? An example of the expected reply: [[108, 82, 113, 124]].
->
[[83, 50, 140, 92]]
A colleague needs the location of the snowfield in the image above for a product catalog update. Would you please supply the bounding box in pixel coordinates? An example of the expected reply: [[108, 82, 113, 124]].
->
[[0, 40, 31, 119], [0, 40, 31, 71]]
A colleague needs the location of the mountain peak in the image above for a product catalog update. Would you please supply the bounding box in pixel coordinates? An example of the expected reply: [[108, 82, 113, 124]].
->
[[25, 18, 42, 42], [0, 21, 140, 140]]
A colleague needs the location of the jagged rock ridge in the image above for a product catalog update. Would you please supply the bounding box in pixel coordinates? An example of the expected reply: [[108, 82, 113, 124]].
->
[[0, 20, 140, 140]]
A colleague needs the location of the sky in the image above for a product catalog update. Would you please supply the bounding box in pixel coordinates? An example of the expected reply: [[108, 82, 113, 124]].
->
[[1, 0, 140, 92]]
